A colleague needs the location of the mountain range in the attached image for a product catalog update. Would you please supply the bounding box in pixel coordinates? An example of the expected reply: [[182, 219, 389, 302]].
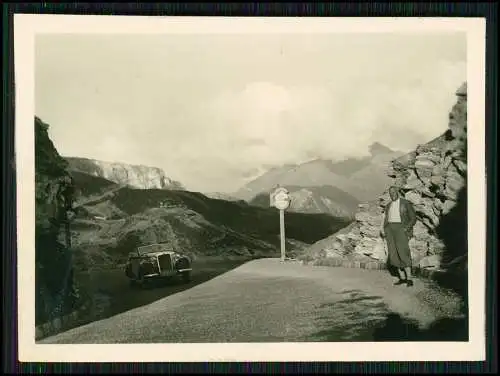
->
[[249, 185, 359, 219], [63, 142, 402, 219], [231, 142, 404, 216]]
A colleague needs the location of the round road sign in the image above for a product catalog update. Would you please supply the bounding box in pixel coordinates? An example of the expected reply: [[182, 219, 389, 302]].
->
[[274, 191, 290, 210]]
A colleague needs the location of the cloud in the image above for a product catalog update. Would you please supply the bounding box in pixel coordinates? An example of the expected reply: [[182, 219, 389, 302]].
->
[[35, 33, 467, 193], [175, 57, 466, 191]]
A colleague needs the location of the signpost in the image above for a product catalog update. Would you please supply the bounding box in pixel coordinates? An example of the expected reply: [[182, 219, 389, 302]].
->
[[270, 186, 291, 262]]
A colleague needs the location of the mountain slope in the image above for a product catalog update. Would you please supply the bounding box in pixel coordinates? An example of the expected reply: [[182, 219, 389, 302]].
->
[[203, 192, 240, 201], [69, 184, 352, 270], [65, 157, 184, 190], [234, 142, 403, 203], [64, 165, 353, 271]]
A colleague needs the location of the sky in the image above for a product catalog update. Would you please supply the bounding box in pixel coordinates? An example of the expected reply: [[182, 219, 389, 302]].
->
[[35, 32, 466, 193]]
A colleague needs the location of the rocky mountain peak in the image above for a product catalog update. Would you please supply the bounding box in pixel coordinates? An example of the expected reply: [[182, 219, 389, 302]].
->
[[65, 157, 185, 191], [368, 142, 395, 156]]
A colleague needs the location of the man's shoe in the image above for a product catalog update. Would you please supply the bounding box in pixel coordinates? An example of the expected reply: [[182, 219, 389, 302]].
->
[[406, 280, 414, 287], [394, 279, 406, 286]]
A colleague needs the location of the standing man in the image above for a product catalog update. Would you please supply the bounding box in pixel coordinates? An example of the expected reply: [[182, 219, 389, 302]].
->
[[380, 186, 417, 287]]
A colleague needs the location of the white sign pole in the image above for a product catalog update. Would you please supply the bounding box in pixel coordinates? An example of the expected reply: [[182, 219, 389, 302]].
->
[[271, 186, 290, 262], [279, 209, 286, 262]]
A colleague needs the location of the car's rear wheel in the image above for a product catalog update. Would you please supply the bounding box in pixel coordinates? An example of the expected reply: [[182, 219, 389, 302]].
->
[[136, 271, 148, 289]]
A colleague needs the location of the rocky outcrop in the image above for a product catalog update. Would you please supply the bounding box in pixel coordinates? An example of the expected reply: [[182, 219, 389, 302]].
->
[[65, 157, 184, 190], [303, 82, 467, 272], [35, 117, 79, 325]]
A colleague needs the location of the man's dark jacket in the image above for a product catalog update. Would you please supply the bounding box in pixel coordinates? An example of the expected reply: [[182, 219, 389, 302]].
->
[[383, 197, 417, 238]]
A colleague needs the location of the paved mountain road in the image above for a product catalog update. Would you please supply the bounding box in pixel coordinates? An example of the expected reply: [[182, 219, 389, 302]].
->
[[39, 258, 462, 344]]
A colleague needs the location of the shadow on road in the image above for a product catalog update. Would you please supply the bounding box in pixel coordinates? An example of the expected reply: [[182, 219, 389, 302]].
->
[[306, 289, 468, 342], [372, 313, 469, 341], [305, 289, 389, 342]]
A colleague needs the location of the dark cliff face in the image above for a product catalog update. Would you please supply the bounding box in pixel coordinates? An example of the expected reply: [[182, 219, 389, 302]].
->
[[35, 117, 78, 324], [303, 83, 468, 274]]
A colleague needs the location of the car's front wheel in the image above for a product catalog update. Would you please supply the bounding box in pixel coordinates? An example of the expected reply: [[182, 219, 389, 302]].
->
[[181, 271, 191, 284]]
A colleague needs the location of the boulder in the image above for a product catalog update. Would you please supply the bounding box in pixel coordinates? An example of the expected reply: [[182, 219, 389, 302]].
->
[[442, 200, 457, 215], [416, 173, 433, 187], [355, 211, 371, 223], [405, 191, 423, 206], [363, 238, 387, 260], [418, 254, 442, 269], [354, 238, 380, 258], [456, 82, 467, 96], [403, 171, 425, 190], [452, 159, 467, 175], [409, 238, 428, 256], [430, 174, 446, 188], [441, 159, 452, 174], [432, 198, 444, 213], [445, 176, 465, 201], [360, 225, 380, 238], [427, 237, 446, 255], [336, 234, 349, 243], [415, 203, 440, 227], [322, 247, 343, 258], [415, 156, 436, 171], [416, 153, 441, 165], [421, 188, 437, 198], [412, 220, 430, 241]]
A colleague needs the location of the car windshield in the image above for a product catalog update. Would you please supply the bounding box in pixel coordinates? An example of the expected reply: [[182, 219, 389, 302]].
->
[[137, 243, 173, 255]]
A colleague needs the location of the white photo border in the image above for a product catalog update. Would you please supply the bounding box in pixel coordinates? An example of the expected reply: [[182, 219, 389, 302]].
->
[[15, 15, 486, 363]]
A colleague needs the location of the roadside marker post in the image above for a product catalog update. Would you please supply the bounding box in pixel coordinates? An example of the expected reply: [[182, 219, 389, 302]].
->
[[270, 186, 291, 262]]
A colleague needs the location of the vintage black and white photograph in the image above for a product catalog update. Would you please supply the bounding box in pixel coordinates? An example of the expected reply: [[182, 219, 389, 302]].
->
[[16, 15, 486, 362]]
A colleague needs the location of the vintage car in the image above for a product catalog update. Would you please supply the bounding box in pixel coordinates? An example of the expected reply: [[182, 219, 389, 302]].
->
[[124, 243, 192, 287]]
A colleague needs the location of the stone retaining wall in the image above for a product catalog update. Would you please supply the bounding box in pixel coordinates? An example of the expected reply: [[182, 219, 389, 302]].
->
[[303, 258, 450, 281]]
